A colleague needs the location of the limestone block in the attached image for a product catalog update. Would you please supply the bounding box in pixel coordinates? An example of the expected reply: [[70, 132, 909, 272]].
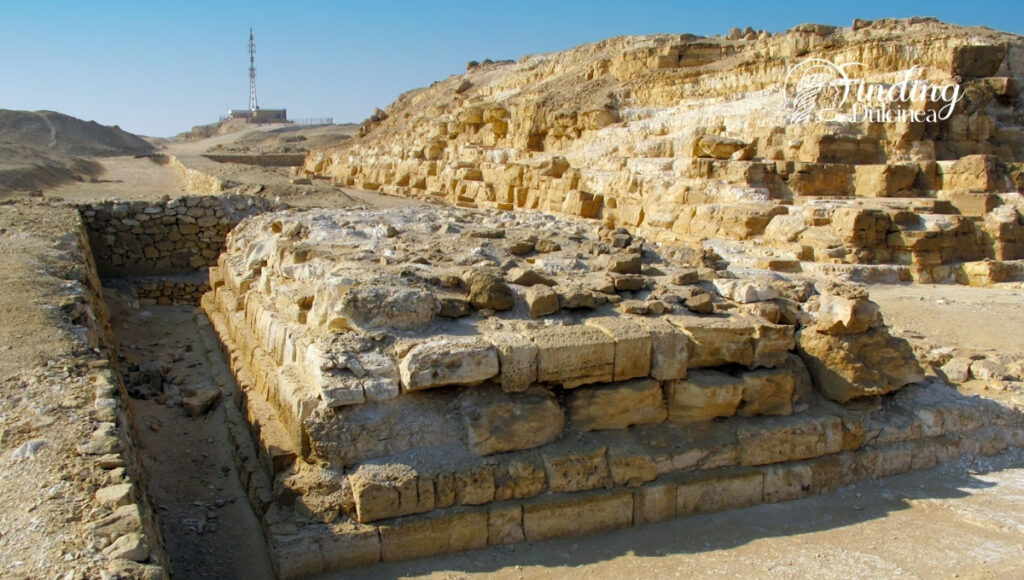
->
[[455, 466, 496, 505], [665, 370, 743, 422], [854, 163, 919, 197], [753, 321, 796, 368], [487, 332, 538, 392], [739, 367, 795, 417], [338, 286, 439, 331], [609, 452, 658, 487], [460, 386, 565, 455], [525, 285, 560, 318], [567, 379, 667, 431], [940, 155, 1007, 192], [398, 337, 499, 391], [788, 163, 854, 197], [349, 465, 434, 523], [796, 327, 924, 403], [676, 471, 763, 515], [585, 316, 652, 380], [633, 482, 677, 524], [529, 324, 615, 388], [543, 447, 612, 492], [830, 207, 891, 248], [488, 505, 525, 545], [379, 511, 488, 562], [667, 314, 755, 368], [737, 414, 843, 466], [522, 492, 634, 542], [763, 462, 814, 503], [812, 294, 880, 335], [493, 459, 547, 501], [712, 279, 779, 304], [319, 524, 382, 571], [634, 316, 688, 380], [269, 532, 325, 579]]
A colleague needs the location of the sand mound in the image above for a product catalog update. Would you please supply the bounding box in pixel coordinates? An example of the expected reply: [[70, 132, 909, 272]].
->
[[0, 110, 154, 195], [0, 109, 154, 157]]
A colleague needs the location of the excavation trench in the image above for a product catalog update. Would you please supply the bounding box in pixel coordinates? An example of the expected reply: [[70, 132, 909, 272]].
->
[[103, 287, 275, 579]]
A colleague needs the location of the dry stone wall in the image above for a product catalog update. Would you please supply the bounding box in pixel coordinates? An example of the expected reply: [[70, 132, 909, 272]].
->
[[202, 205, 1023, 578], [77, 194, 282, 276]]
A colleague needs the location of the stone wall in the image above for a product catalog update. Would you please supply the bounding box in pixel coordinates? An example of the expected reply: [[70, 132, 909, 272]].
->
[[77, 194, 282, 276]]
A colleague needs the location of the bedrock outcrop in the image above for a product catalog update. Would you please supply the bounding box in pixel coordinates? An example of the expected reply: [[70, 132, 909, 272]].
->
[[303, 18, 1024, 285]]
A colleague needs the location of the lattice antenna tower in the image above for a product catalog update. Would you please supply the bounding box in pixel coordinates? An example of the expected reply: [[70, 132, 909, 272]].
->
[[249, 28, 258, 112]]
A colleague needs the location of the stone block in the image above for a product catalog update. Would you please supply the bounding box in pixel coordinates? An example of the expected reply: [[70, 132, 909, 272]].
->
[[487, 332, 538, 392], [319, 524, 382, 570], [585, 316, 652, 380], [399, 337, 499, 391], [854, 163, 919, 197], [633, 483, 677, 525], [676, 471, 764, 515], [567, 379, 666, 431], [379, 511, 488, 562], [522, 492, 634, 542], [525, 285, 560, 318], [350, 465, 434, 523], [609, 452, 659, 487], [739, 367, 795, 416], [634, 317, 688, 380], [488, 505, 525, 545], [543, 447, 612, 492], [530, 325, 615, 388], [460, 386, 565, 455], [493, 459, 547, 501], [737, 414, 843, 466], [665, 370, 743, 422], [666, 314, 756, 368], [455, 466, 496, 505], [796, 327, 924, 403], [762, 462, 813, 503]]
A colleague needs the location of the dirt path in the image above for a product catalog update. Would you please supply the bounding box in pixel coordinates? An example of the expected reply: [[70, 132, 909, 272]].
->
[[107, 298, 274, 579]]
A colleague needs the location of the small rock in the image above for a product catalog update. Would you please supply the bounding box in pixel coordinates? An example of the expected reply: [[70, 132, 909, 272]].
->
[[506, 267, 556, 287], [465, 270, 515, 311], [685, 293, 714, 314], [525, 286, 560, 318], [95, 483, 133, 509], [11, 439, 46, 461], [941, 357, 972, 383], [183, 388, 220, 417], [971, 359, 1008, 381], [101, 533, 149, 563], [534, 239, 561, 253]]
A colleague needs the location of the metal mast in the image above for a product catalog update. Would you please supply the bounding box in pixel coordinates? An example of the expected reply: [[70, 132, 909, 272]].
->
[[248, 28, 258, 112]]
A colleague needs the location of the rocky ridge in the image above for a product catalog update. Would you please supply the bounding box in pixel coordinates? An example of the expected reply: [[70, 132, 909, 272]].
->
[[303, 18, 1024, 285]]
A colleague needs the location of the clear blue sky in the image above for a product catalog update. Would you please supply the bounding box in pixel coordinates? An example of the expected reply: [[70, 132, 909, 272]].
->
[[1, 0, 1021, 137]]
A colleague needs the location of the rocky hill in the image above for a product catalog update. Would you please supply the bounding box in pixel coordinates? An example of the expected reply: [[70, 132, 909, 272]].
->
[[0, 110, 154, 195], [303, 17, 1024, 285]]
